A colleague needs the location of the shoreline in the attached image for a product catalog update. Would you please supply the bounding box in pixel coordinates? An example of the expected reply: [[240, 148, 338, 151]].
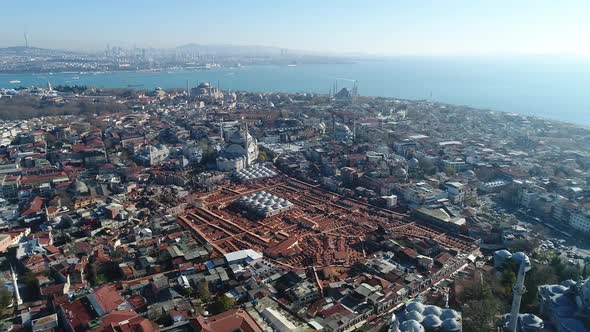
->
[[1, 61, 588, 127], [1, 81, 588, 130]]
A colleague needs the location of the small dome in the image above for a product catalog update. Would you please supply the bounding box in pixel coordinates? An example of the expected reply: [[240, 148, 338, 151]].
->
[[395, 168, 408, 177], [423, 305, 443, 316], [400, 320, 424, 332], [548, 285, 568, 295], [512, 251, 528, 262], [521, 314, 543, 328], [441, 318, 461, 332], [422, 314, 442, 329], [406, 302, 425, 314], [440, 309, 460, 321], [494, 250, 512, 259], [560, 280, 577, 288], [72, 180, 89, 193], [405, 310, 424, 323], [464, 170, 476, 177]]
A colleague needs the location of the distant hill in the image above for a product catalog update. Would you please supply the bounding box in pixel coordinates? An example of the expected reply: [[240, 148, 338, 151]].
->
[[0, 46, 78, 56], [176, 43, 286, 56]]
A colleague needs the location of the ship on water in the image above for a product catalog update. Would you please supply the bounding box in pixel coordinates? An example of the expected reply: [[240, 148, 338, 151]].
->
[[8, 80, 21, 84]]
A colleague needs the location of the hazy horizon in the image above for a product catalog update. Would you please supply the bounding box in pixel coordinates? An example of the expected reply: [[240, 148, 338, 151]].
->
[[2, 0, 590, 57]]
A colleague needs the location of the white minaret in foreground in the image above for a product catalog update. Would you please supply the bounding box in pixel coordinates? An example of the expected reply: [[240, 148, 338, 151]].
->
[[507, 253, 531, 332], [10, 265, 22, 306]]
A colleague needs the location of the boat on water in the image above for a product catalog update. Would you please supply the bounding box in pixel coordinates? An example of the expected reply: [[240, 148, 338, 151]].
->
[[128, 84, 144, 88], [9, 80, 21, 84], [287, 64, 297, 67]]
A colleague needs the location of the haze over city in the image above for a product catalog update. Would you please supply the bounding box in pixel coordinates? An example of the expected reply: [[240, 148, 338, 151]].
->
[[1, 0, 590, 56], [1, 2, 590, 332]]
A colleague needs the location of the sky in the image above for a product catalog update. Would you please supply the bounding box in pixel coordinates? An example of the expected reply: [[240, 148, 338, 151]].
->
[[1, 0, 590, 56]]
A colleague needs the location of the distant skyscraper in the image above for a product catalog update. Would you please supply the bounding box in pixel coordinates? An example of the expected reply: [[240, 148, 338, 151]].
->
[[24, 33, 29, 48]]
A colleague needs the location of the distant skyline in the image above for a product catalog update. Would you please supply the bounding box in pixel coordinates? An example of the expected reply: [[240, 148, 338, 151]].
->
[[1, 0, 590, 56]]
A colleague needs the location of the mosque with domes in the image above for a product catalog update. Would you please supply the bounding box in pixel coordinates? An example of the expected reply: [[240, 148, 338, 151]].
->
[[216, 121, 259, 172], [191, 82, 224, 102], [537, 278, 590, 332]]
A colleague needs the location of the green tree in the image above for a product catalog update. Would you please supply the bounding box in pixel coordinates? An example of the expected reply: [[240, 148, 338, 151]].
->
[[86, 263, 98, 286], [460, 280, 492, 303], [460, 279, 504, 332], [24, 272, 40, 298], [445, 167, 457, 176], [522, 263, 558, 309], [508, 239, 539, 255], [258, 151, 269, 162], [198, 281, 211, 302], [463, 297, 503, 332], [0, 284, 12, 311], [209, 295, 235, 314], [559, 265, 581, 281]]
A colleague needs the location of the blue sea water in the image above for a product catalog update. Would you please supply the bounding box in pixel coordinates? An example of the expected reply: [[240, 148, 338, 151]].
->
[[1, 56, 590, 125]]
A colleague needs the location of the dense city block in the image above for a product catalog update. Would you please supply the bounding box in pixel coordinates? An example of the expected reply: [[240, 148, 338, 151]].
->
[[0, 83, 588, 332]]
